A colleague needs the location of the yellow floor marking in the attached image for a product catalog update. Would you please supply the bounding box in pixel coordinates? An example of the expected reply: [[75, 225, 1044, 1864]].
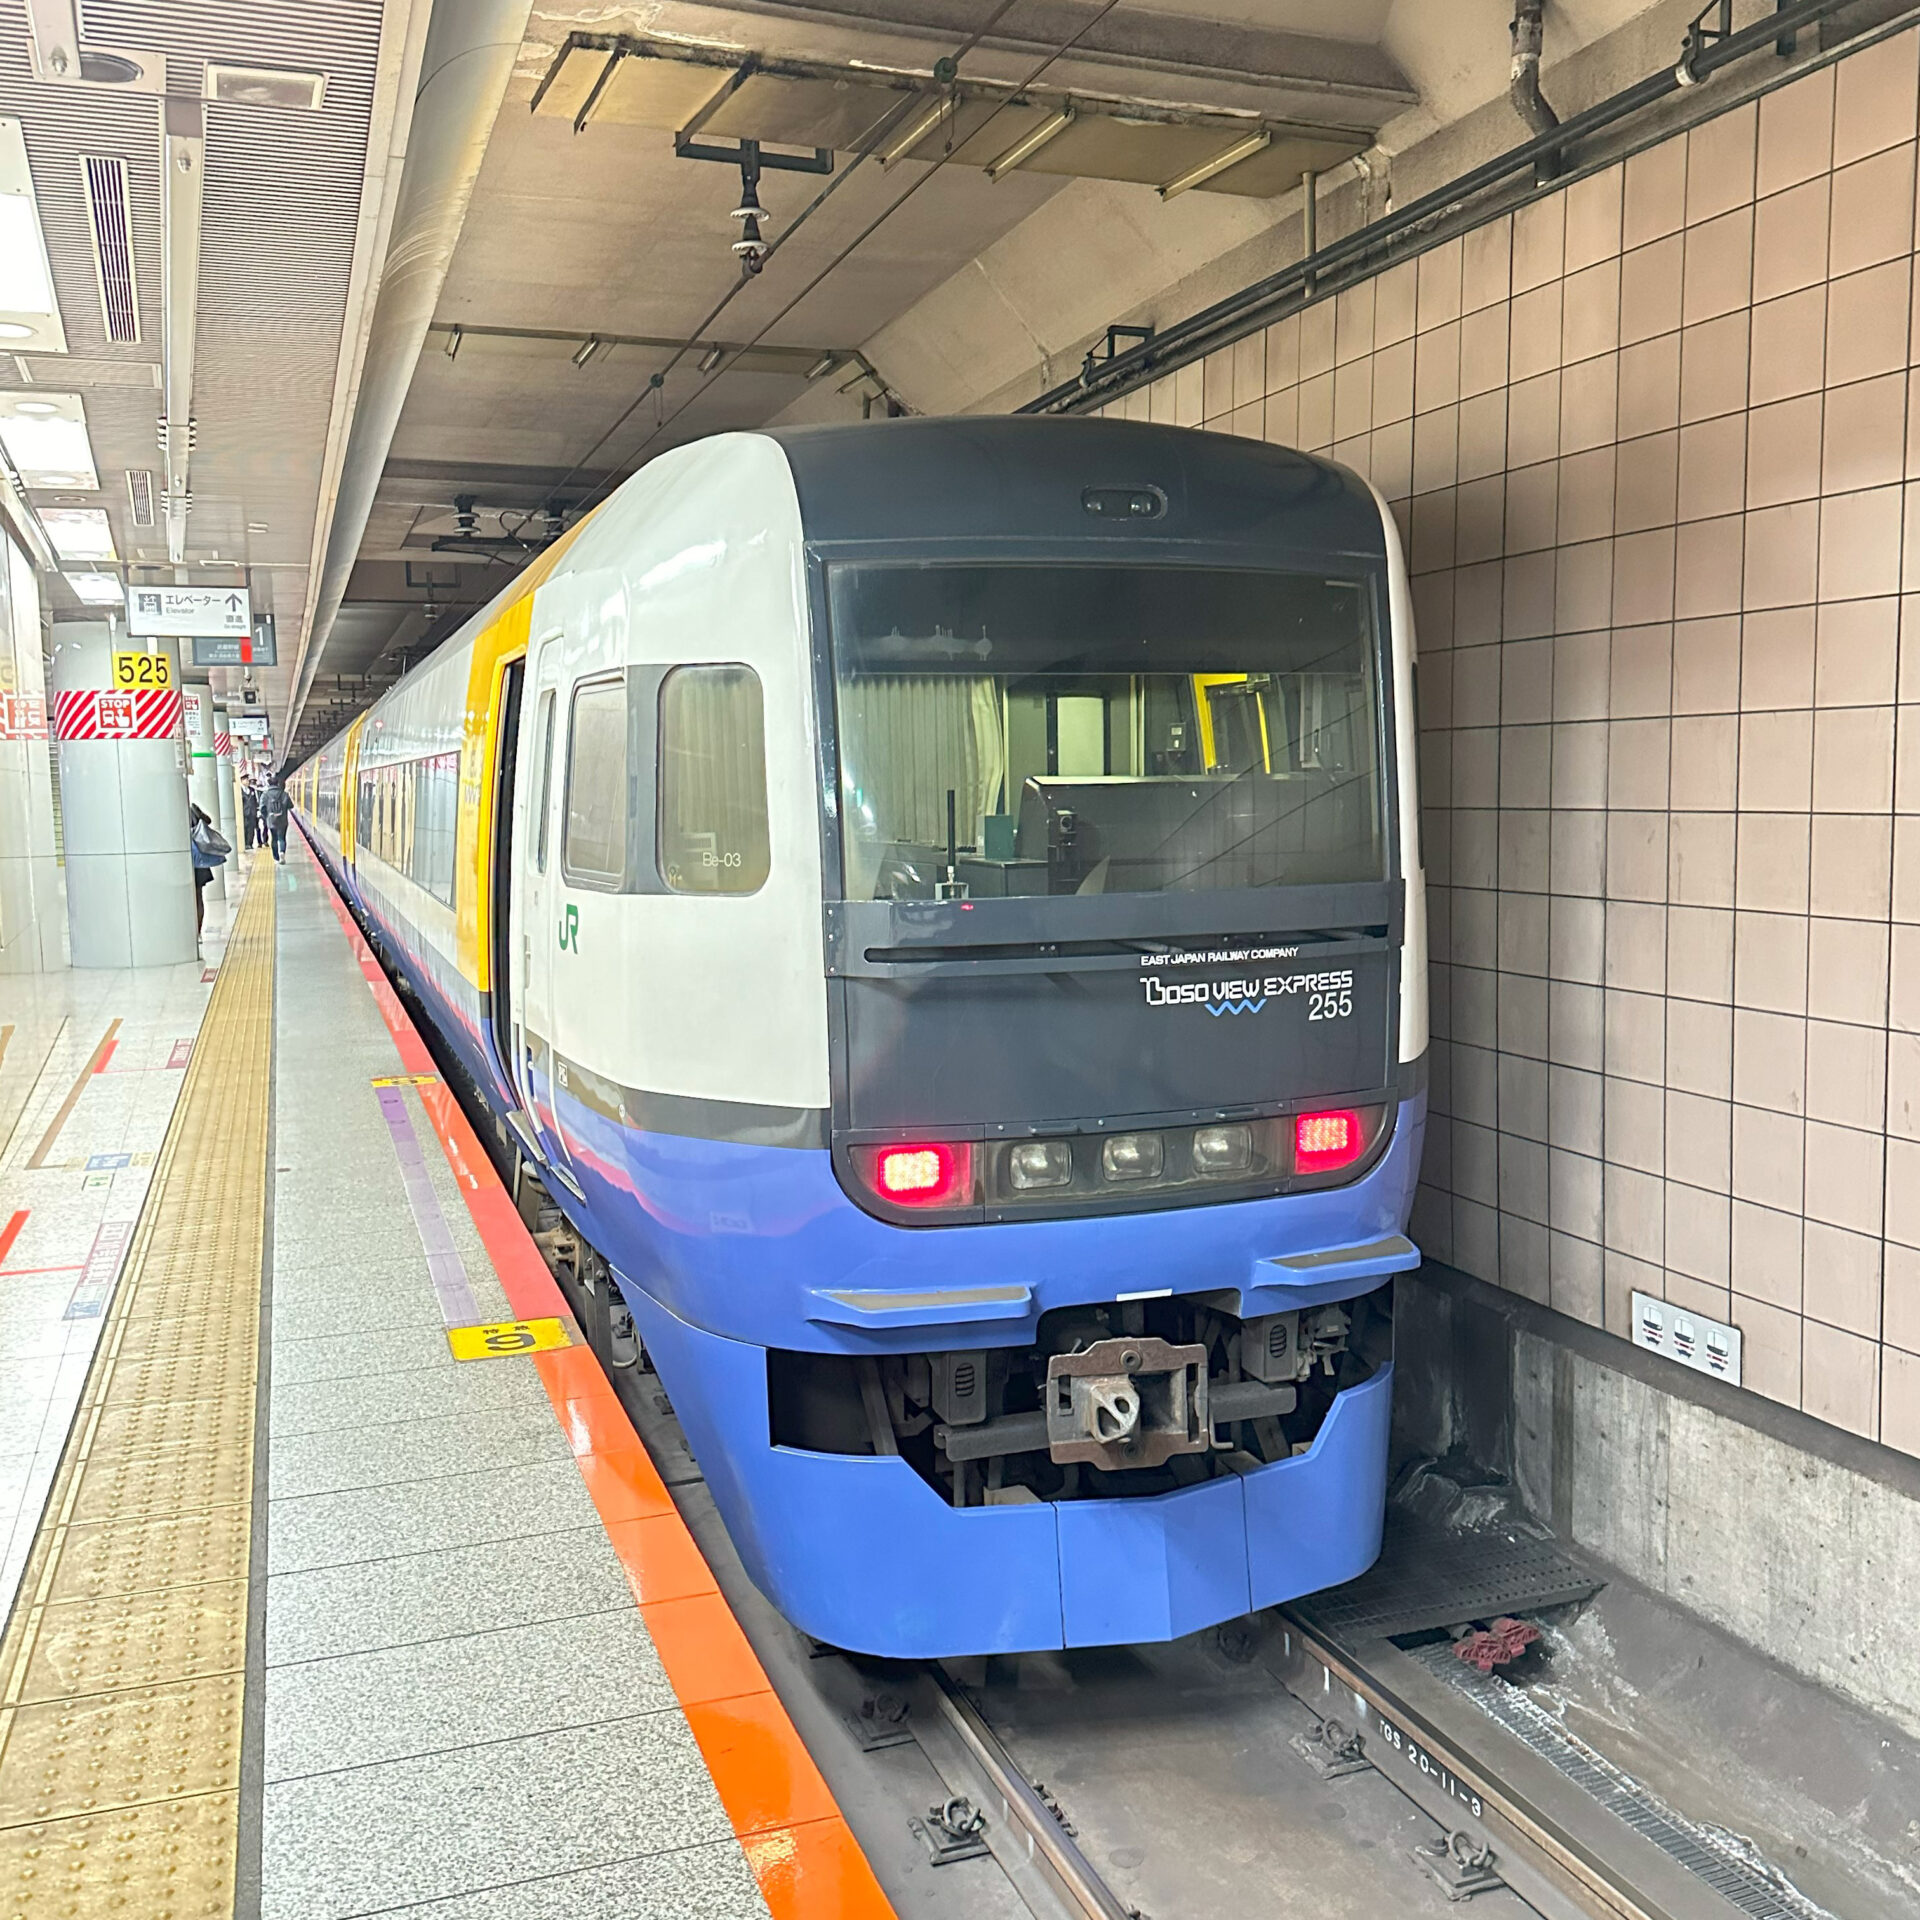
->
[[371, 1072, 438, 1087], [447, 1316, 573, 1361], [0, 869, 272, 1911], [26, 1020, 122, 1170]]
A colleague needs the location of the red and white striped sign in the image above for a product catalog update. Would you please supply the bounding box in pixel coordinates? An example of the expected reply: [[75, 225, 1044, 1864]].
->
[[53, 688, 184, 742], [0, 695, 47, 740], [213, 730, 233, 755]]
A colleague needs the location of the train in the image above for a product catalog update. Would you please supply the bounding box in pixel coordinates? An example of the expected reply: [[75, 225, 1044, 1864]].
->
[[291, 416, 1427, 1658]]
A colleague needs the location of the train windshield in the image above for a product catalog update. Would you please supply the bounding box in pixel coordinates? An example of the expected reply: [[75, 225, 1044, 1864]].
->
[[827, 562, 1387, 902]]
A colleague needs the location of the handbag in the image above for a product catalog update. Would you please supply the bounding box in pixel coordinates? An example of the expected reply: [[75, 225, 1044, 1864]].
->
[[192, 818, 232, 864]]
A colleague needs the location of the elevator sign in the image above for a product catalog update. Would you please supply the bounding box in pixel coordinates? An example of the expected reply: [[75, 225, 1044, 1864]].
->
[[125, 585, 252, 638]]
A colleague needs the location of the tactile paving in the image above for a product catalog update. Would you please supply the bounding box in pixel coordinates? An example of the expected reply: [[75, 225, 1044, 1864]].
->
[[0, 869, 274, 1915]]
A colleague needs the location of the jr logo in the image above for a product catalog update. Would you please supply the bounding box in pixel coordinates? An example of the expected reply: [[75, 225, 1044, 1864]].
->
[[557, 903, 579, 953]]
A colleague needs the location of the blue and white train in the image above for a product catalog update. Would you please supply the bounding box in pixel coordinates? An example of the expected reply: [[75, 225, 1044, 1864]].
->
[[292, 416, 1427, 1657]]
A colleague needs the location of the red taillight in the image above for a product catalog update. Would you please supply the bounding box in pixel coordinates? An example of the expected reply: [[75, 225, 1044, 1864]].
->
[[1295, 1109, 1362, 1174], [868, 1141, 972, 1207]]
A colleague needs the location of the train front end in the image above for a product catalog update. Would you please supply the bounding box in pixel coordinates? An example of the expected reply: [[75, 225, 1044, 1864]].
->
[[629, 419, 1425, 1657]]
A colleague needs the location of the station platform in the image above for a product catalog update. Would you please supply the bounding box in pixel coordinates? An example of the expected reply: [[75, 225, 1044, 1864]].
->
[[0, 846, 893, 1919]]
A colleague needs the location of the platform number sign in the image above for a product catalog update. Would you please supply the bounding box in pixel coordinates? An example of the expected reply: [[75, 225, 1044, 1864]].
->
[[111, 649, 173, 690], [447, 1316, 573, 1361]]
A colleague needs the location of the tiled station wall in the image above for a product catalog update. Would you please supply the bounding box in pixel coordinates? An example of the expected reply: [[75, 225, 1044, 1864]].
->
[[1121, 30, 1920, 1457]]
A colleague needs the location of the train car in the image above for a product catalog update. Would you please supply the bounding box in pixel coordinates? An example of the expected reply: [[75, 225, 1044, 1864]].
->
[[293, 417, 1427, 1658]]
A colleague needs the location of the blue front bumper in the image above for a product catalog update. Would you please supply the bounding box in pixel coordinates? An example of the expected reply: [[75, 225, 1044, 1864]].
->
[[625, 1281, 1392, 1658]]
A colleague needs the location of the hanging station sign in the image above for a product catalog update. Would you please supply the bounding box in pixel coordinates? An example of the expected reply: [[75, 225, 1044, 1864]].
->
[[125, 584, 252, 639]]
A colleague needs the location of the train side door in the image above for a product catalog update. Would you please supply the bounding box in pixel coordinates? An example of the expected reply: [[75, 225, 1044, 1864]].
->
[[509, 635, 578, 1190]]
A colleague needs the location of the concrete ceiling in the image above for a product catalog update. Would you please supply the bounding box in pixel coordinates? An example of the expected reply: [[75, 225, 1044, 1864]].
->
[[0, 0, 1684, 760]]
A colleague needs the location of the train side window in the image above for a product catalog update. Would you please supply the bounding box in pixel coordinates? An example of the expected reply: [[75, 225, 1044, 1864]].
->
[[657, 664, 770, 895], [562, 677, 629, 886], [533, 689, 557, 874]]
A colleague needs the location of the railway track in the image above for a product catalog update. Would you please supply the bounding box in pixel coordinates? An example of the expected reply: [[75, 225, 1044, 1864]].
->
[[530, 1192, 1836, 1920]]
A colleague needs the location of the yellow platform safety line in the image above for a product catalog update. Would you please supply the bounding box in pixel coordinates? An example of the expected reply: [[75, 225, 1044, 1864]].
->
[[0, 864, 274, 1915]]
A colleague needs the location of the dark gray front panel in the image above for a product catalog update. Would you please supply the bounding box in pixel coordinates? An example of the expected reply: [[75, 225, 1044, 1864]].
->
[[841, 943, 1394, 1131]]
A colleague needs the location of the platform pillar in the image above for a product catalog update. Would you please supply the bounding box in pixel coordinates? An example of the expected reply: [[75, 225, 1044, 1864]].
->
[[183, 685, 226, 901], [0, 535, 63, 970], [48, 618, 196, 968], [213, 700, 239, 853]]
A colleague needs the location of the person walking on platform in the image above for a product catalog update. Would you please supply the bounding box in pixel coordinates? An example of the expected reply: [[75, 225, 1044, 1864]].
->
[[242, 778, 260, 852], [260, 779, 290, 863]]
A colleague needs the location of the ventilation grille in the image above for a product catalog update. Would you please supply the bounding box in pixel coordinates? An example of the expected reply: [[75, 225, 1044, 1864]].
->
[[126, 469, 155, 528], [82, 157, 139, 343]]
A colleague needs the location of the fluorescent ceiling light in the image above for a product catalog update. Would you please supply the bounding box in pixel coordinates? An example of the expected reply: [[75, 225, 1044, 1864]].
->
[[1159, 128, 1272, 200], [985, 107, 1076, 183], [40, 507, 115, 559], [64, 570, 122, 604], [0, 391, 98, 488], [0, 119, 67, 352]]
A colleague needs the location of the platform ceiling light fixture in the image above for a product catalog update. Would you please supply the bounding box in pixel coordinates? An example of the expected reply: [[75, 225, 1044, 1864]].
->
[[0, 119, 68, 353], [40, 505, 115, 560], [0, 390, 98, 488], [1159, 128, 1273, 200], [879, 93, 955, 169], [63, 569, 123, 604], [697, 344, 725, 373], [160, 99, 204, 565], [572, 335, 602, 367], [203, 64, 328, 111], [984, 105, 1076, 183]]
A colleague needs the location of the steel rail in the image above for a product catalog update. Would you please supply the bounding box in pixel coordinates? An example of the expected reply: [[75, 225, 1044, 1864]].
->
[[928, 1666, 1139, 1920], [1018, 0, 1892, 416]]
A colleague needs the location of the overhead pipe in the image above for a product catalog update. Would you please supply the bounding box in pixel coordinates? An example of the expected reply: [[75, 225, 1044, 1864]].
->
[[289, 0, 533, 737], [1022, 0, 1876, 417], [1509, 0, 1560, 138]]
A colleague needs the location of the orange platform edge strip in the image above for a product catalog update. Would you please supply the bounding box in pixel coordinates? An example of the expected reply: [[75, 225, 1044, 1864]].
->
[[300, 838, 896, 1920]]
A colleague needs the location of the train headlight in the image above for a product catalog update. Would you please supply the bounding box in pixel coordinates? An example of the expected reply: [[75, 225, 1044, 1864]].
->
[[1101, 1133, 1163, 1182], [1192, 1123, 1253, 1175], [1008, 1140, 1073, 1189]]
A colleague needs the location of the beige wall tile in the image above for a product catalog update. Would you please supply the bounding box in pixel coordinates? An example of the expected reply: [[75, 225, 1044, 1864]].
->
[[1301, 299, 1336, 380], [1819, 484, 1905, 601], [1669, 811, 1736, 906], [1737, 708, 1813, 809], [1673, 615, 1741, 713], [1607, 1072, 1665, 1170], [1513, 193, 1566, 295], [1566, 163, 1625, 272], [1801, 1318, 1880, 1437], [1885, 1028, 1920, 1138], [1618, 332, 1682, 439], [1606, 986, 1667, 1083], [1667, 993, 1733, 1095], [1507, 372, 1561, 469], [1809, 813, 1892, 918], [1462, 216, 1512, 314], [1333, 356, 1373, 442], [1826, 259, 1911, 387], [1740, 604, 1816, 708], [1409, 488, 1455, 572], [1670, 904, 1734, 1003], [1879, 1345, 1920, 1458], [1263, 384, 1299, 448], [1457, 389, 1508, 481], [1624, 137, 1688, 249], [1551, 893, 1606, 982], [1459, 303, 1511, 399], [1687, 99, 1757, 223], [1559, 353, 1619, 455], [1552, 978, 1606, 1069], [1757, 64, 1834, 196], [1234, 328, 1267, 405], [1812, 706, 1895, 811], [1457, 475, 1507, 564], [1377, 259, 1417, 348], [1666, 1087, 1731, 1190], [1734, 1290, 1803, 1405], [1741, 500, 1820, 610], [1751, 176, 1830, 303], [1372, 419, 1415, 501], [1681, 206, 1753, 325], [1749, 286, 1827, 405], [1822, 375, 1906, 498], [1680, 312, 1750, 423], [1551, 1060, 1605, 1151], [1504, 546, 1556, 632], [1734, 907, 1809, 1014], [1891, 815, 1920, 922], [1803, 1119, 1885, 1234], [1417, 238, 1464, 332], [1620, 234, 1683, 345], [1670, 713, 1737, 810], [1616, 431, 1678, 532], [1804, 1221, 1884, 1335], [1374, 337, 1415, 426], [1413, 406, 1459, 494], [1299, 369, 1333, 449], [1414, 320, 1461, 413], [1807, 915, 1889, 1026], [1667, 1181, 1731, 1282], [1604, 1163, 1665, 1260], [1336, 280, 1376, 365], [1886, 1241, 1920, 1349], [1551, 1230, 1606, 1326], [1733, 1006, 1808, 1115], [1551, 720, 1607, 806], [1556, 548, 1615, 644], [1806, 1018, 1889, 1130], [1557, 447, 1615, 544], [1613, 529, 1678, 627], [1608, 811, 1668, 901], [1264, 314, 1298, 389], [1832, 30, 1920, 167], [1732, 1099, 1808, 1203], [1678, 415, 1747, 523], [1885, 1136, 1920, 1245], [1608, 718, 1671, 807], [1675, 515, 1745, 619], [1828, 142, 1916, 278], [1745, 394, 1823, 509], [1731, 1198, 1803, 1310]]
